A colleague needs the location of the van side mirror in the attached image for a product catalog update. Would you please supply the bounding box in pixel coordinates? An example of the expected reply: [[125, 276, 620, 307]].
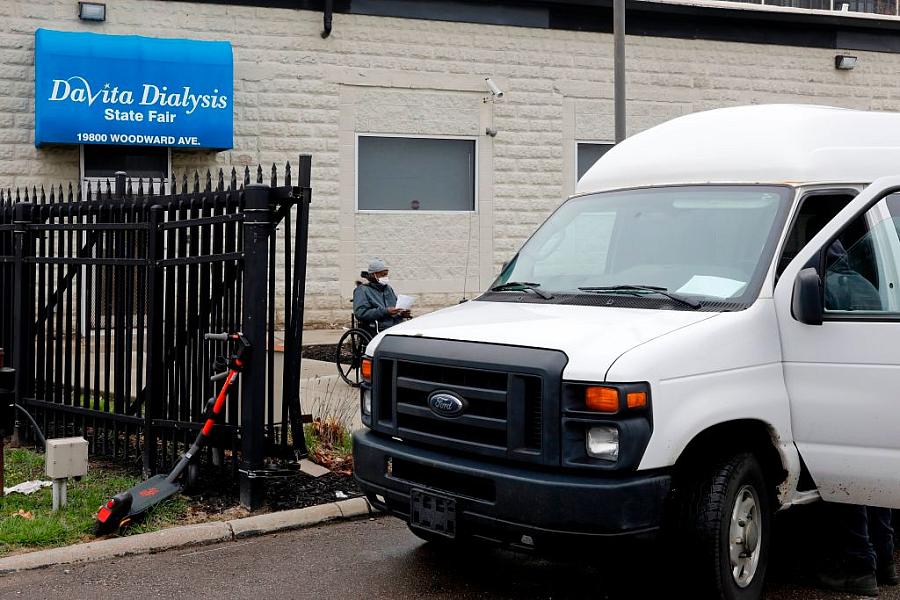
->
[[792, 267, 824, 326]]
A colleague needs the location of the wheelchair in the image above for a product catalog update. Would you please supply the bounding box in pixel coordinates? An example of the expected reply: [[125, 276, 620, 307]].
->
[[335, 312, 375, 388], [336, 276, 412, 387]]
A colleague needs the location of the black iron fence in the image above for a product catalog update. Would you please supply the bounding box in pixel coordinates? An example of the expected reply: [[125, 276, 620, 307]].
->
[[0, 156, 312, 508]]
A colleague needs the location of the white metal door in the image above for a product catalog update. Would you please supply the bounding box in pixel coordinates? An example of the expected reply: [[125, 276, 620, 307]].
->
[[775, 177, 900, 508]]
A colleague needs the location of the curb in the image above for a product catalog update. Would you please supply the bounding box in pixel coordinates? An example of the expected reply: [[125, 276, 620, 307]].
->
[[0, 497, 374, 575]]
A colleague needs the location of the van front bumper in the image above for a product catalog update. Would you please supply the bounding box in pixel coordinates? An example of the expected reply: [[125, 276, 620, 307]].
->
[[353, 430, 671, 546]]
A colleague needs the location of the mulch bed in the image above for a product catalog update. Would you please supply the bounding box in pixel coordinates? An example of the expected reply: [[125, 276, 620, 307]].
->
[[266, 472, 362, 511], [301, 343, 340, 364], [184, 463, 363, 518]]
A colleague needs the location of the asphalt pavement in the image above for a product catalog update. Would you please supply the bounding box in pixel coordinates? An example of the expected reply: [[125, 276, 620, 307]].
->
[[1, 515, 897, 600]]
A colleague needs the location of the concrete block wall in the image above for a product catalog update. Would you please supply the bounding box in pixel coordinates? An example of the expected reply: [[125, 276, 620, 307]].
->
[[2, 0, 900, 325]]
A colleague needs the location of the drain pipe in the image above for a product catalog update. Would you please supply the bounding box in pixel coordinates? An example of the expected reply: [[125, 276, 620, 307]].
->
[[321, 0, 333, 38]]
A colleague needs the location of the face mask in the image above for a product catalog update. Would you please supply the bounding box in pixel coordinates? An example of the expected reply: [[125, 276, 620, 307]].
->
[[377, 276, 390, 285]]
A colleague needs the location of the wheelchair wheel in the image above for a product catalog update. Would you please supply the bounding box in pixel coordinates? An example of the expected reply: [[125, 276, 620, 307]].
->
[[336, 328, 372, 387]]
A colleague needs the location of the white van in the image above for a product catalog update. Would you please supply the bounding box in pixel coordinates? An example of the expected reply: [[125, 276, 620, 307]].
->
[[352, 104, 900, 599]]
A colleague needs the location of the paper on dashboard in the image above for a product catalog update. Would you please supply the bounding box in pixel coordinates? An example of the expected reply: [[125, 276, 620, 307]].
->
[[676, 275, 746, 298]]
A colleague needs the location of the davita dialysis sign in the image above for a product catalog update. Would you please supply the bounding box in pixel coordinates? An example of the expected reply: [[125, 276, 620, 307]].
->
[[35, 29, 233, 149]]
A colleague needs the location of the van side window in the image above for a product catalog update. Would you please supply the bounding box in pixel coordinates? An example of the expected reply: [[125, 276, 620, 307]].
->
[[823, 201, 900, 315], [777, 193, 855, 277]]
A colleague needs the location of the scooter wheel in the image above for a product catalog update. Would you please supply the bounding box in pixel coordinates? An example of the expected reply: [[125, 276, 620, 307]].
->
[[185, 462, 200, 491], [93, 518, 120, 536]]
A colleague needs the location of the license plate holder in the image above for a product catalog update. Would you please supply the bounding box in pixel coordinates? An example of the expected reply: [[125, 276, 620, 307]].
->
[[409, 488, 457, 539]]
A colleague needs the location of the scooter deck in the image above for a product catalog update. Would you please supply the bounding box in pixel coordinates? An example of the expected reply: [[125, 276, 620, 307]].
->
[[126, 474, 182, 517]]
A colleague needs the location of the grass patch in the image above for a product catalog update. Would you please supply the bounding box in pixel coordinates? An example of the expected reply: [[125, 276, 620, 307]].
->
[[1, 446, 186, 556]]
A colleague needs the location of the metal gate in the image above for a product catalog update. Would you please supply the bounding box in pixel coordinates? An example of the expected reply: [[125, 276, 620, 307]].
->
[[0, 156, 312, 508]]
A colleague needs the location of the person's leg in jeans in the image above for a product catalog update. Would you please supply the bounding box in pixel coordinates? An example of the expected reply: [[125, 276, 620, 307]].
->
[[816, 503, 878, 596], [869, 506, 898, 585]]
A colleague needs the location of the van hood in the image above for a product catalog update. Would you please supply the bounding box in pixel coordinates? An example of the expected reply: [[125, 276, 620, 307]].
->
[[369, 299, 718, 380]]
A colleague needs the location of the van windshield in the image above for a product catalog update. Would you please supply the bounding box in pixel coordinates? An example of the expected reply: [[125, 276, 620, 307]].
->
[[491, 185, 792, 308]]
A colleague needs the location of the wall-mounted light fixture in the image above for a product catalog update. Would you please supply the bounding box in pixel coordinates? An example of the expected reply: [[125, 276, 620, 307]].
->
[[835, 54, 858, 70], [78, 2, 106, 21]]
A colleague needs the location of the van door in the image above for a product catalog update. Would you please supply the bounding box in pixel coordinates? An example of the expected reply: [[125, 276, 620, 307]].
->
[[774, 176, 900, 508]]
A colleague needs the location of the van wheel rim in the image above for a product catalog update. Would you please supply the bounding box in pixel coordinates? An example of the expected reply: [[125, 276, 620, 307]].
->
[[729, 485, 761, 588]]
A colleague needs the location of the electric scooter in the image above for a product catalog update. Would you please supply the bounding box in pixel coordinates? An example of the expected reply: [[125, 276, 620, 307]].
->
[[94, 332, 249, 535]]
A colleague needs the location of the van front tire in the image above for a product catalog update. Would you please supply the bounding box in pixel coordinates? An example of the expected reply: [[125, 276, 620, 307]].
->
[[683, 453, 771, 600]]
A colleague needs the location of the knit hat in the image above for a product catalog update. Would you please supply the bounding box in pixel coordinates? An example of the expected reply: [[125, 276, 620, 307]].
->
[[367, 258, 388, 274]]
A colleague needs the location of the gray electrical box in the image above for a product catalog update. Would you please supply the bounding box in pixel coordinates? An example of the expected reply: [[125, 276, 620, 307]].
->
[[45, 437, 89, 479]]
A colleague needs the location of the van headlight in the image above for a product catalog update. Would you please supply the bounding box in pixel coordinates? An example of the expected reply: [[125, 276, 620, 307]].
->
[[586, 426, 619, 461]]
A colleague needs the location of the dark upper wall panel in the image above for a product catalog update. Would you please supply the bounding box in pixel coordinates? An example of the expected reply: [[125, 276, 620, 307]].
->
[[163, 0, 900, 53], [351, 0, 550, 27]]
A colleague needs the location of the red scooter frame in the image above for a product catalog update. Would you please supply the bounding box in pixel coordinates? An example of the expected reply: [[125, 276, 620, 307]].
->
[[94, 332, 250, 535]]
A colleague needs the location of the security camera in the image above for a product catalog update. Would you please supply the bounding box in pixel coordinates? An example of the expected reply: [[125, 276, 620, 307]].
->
[[485, 77, 504, 98]]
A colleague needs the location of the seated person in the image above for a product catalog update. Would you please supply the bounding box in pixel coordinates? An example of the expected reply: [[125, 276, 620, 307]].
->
[[353, 258, 409, 334], [824, 239, 882, 312]]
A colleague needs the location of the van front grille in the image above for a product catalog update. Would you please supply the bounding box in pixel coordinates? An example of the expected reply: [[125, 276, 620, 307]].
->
[[369, 336, 567, 466]]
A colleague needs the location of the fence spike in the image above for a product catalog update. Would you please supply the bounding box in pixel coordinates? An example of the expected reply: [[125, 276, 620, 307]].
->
[[0, 189, 5, 205], [193, 170, 200, 193], [127, 177, 134, 197], [137, 177, 144, 197], [284, 161, 292, 188], [86, 181, 92, 201], [244, 165, 251, 186], [180, 172, 187, 196], [104, 178, 112, 200], [271, 163, 277, 188], [205, 169, 212, 192], [217, 168, 225, 192], [42, 185, 48, 204], [257, 164, 263, 184], [231, 167, 238, 191], [32, 186, 38, 204], [14, 188, 19, 203]]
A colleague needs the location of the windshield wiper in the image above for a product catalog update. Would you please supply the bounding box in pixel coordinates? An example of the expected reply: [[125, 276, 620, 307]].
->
[[490, 281, 554, 299], [577, 285, 701, 309]]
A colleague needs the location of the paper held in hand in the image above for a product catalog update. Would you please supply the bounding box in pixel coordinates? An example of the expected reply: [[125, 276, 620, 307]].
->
[[396, 294, 416, 311]]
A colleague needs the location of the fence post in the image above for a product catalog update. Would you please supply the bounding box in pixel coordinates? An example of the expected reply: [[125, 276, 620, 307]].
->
[[0, 354, 14, 496], [11, 202, 34, 446], [114, 171, 126, 200], [240, 184, 270, 509], [283, 156, 312, 454], [142, 205, 165, 477]]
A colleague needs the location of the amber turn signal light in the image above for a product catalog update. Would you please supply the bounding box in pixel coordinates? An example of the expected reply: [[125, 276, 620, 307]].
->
[[585, 386, 619, 413], [361, 357, 372, 382], [626, 391, 647, 409]]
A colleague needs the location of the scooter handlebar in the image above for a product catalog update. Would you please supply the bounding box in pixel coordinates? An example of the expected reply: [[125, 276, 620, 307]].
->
[[205, 332, 230, 341], [210, 370, 230, 383]]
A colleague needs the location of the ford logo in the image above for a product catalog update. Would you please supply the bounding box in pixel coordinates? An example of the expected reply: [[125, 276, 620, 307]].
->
[[427, 391, 466, 418]]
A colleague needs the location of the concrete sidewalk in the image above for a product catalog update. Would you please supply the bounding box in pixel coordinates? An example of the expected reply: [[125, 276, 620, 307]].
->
[[300, 329, 343, 346]]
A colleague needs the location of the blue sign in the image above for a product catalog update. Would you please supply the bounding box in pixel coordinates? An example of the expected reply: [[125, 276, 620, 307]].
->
[[35, 29, 233, 149]]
